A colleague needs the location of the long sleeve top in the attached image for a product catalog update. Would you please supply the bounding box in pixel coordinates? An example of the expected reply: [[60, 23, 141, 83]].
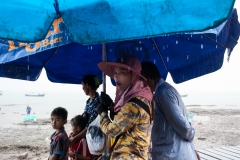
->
[[151, 78, 197, 160], [100, 97, 152, 160]]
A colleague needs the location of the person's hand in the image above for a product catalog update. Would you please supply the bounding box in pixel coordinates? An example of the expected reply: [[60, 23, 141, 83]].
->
[[68, 132, 74, 139], [100, 92, 113, 108], [96, 104, 108, 114], [82, 111, 89, 123], [68, 151, 75, 158], [195, 150, 201, 160], [110, 104, 115, 120]]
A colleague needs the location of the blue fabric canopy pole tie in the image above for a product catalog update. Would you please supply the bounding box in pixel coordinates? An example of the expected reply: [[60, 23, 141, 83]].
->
[[53, 0, 60, 16]]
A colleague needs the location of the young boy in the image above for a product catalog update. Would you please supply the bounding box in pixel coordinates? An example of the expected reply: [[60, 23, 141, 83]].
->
[[69, 115, 91, 160], [49, 107, 69, 160]]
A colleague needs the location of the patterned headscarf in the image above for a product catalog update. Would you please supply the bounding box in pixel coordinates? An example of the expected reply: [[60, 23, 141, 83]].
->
[[114, 72, 152, 112]]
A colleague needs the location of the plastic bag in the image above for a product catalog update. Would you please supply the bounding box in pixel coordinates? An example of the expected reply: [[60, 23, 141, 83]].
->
[[86, 115, 105, 155]]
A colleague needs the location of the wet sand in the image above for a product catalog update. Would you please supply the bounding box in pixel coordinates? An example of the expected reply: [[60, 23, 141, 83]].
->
[[0, 108, 240, 159]]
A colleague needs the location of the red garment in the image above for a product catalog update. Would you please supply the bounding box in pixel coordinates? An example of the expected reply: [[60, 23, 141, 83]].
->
[[70, 138, 91, 160]]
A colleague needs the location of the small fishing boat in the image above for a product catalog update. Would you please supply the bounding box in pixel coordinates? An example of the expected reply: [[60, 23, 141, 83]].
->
[[25, 92, 45, 97]]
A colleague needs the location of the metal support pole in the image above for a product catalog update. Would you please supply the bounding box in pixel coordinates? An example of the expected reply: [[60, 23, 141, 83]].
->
[[102, 43, 107, 155], [102, 43, 107, 92]]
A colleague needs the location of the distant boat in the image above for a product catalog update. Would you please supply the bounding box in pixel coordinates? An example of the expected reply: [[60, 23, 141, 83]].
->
[[25, 92, 45, 97], [0, 90, 2, 95], [181, 94, 188, 97]]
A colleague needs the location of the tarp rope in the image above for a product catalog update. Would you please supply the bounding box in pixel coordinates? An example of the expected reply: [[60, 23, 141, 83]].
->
[[202, 34, 226, 48], [150, 38, 169, 72], [44, 47, 59, 68]]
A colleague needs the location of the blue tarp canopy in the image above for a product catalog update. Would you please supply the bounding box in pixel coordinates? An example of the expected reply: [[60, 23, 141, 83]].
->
[[0, 0, 236, 44], [0, 9, 239, 84]]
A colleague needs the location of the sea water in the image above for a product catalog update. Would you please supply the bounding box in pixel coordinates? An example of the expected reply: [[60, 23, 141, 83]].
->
[[0, 90, 240, 125], [0, 90, 87, 125]]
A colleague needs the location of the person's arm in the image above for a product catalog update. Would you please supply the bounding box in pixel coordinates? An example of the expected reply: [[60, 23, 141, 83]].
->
[[195, 150, 201, 160], [69, 128, 87, 147], [156, 89, 195, 141], [70, 101, 98, 147], [50, 154, 58, 160], [100, 102, 140, 137]]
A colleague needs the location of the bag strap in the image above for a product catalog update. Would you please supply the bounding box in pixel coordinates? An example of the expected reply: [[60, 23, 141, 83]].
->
[[128, 98, 151, 117], [108, 98, 151, 154], [108, 134, 121, 154]]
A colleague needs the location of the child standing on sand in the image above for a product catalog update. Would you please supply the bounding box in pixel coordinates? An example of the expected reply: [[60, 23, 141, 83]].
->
[[69, 115, 91, 160], [49, 107, 69, 160]]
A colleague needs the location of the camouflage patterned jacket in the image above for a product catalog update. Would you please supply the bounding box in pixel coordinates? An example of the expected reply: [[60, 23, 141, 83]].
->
[[100, 97, 152, 160]]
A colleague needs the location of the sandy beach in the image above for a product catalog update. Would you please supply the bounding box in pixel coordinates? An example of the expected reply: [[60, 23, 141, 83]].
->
[[0, 108, 240, 159]]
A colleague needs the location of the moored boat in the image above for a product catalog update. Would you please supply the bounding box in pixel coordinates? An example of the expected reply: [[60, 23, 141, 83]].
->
[[25, 92, 45, 97]]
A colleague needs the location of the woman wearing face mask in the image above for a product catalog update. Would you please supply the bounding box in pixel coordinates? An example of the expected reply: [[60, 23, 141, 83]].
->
[[97, 55, 153, 160]]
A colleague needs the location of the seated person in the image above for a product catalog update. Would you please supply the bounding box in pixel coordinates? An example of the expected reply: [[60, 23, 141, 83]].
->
[[69, 115, 91, 160]]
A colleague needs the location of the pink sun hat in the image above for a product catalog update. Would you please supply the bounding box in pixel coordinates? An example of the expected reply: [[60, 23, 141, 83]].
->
[[98, 54, 146, 81]]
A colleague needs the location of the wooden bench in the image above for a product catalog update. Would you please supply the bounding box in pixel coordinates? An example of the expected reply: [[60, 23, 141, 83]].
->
[[198, 145, 240, 160]]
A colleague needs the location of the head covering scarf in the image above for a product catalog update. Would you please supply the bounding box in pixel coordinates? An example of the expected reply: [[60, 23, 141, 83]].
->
[[114, 72, 152, 112]]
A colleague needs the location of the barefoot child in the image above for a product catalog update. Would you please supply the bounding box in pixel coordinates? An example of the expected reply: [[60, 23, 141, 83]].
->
[[69, 115, 91, 160], [49, 107, 69, 160]]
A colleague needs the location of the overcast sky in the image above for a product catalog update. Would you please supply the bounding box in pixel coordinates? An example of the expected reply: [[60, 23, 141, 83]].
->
[[0, 1, 239, 95]]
